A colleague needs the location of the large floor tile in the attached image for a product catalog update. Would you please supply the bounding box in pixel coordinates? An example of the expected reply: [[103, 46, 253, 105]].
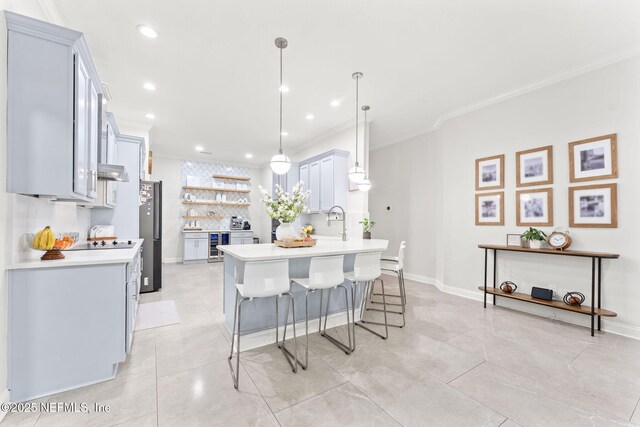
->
[[241, 344, 347, 413], [450, 362, 631, 426], [275, 382, 400, 426], [157, 360, 277, 426], [325, 341, 505, 427]]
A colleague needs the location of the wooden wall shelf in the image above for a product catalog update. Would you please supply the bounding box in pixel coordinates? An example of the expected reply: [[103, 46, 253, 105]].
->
[[182, 215, 224, 220], [477, 286, 616, 317], [212, 174, 251, 181], [182, 201, 250, 207], [479, 244, 619, 336], [183, 186, 250, 194]]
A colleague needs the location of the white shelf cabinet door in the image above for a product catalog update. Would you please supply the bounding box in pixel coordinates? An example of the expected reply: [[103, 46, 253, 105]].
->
[[299, 163, 309, 210], [183, 239, 198, 261], [320, 155, 335, 212], [87, 79, 100, 199], [73, 51, 90, 198], [309, 160, 321, 213], [195, 239, 209, 259]]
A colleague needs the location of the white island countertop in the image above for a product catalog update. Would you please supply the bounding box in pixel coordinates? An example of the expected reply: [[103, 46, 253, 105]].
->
[[220, 238, 388, 261], [7, 239, 144, 270]]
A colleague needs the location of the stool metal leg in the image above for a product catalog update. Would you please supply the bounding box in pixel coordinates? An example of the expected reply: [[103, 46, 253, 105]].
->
[[279, 292, 299, 373], [367, 271, 406, 328], [320, 285, 353, 355], [228, 290, 247, 389], [356, 278, 389, 340]]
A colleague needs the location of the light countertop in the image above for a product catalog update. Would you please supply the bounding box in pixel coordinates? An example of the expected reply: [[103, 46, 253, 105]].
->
[[219, 238, 388, 261], [7, 239, 144, 270]]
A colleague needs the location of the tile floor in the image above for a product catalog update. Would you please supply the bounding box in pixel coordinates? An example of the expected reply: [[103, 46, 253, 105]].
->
[[3, 262, 640, 426]]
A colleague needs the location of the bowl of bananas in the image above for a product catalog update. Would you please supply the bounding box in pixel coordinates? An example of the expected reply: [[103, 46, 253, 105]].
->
[[27, 227, 79, 260]]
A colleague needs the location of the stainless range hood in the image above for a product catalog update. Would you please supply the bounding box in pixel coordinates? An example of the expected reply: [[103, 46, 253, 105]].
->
[[98, 163, 129, 182]]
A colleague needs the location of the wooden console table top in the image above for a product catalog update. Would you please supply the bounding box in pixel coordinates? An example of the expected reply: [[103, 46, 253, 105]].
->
[[478, 244, 619, 259]]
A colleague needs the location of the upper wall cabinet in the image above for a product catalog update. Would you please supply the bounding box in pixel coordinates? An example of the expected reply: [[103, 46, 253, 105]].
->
[[299, 150, 348, 214], [6, 12, 103, 202]]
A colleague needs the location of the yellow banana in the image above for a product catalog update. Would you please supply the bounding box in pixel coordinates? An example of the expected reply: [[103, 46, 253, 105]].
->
[[34, 226, 55, 250]]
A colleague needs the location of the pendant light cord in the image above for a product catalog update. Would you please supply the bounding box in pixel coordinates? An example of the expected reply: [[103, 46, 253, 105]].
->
[[355, 75, 359, 166], [279, 46, 283, 154]]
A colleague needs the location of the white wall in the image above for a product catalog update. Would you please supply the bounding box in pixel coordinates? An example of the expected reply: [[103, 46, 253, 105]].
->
[[370, 56, 640, 338]]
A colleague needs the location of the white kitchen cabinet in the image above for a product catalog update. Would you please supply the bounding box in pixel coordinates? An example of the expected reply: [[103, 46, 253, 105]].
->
[[183, 233, 209, 263], [298, 150, 349, 213], [309, 160, 321, 212], [6, 12, 103, 202]]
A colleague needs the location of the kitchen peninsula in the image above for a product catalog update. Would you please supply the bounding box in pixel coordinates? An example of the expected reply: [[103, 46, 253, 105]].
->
[[220, 238, 388, 340]]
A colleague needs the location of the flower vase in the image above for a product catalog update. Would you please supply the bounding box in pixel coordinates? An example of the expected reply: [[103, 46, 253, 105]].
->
[[275, 222, 296, 241]]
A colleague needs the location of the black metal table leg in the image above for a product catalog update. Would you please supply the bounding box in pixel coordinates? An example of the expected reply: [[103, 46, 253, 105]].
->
[[590, 257, 595, 337], [483, 249, 488, 309], [597, 257, 602, 331], [493, 249, 497, 305]]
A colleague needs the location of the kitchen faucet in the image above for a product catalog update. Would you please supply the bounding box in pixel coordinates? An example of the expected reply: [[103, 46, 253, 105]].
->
[[327, 205, 347, 241]]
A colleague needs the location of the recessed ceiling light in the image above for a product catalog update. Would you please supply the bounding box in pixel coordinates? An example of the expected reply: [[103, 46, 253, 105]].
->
[[145, 113, 156, 120], [305, 114, 314, 120], [195, 145, 204, 152], [245, 153, 253, 159], [330, 100, 341, 107], [143, 82, 156, 91], [279, 85, 289, 93], [137, 25, 159, 39], [281, 131, 288, 136]]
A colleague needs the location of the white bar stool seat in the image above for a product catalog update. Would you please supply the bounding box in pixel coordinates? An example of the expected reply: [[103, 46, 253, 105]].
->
[[287, 255, 351, 370], [344, 251, 387, 348], [228, 259, 298, 389]]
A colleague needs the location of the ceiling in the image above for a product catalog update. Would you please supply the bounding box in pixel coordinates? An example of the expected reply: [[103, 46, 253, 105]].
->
[[46, 0, 640, 165]]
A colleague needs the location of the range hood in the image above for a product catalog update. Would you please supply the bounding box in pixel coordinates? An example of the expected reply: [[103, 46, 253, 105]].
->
[[98, 164, 129, 182]]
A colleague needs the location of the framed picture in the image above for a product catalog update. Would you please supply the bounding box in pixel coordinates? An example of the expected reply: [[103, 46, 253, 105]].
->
[[516, 145, 553, 187], [475, 155, 504, 191], [569, 134, 618, 183], [569, 183, 617, 228], [475, 191, 504, 226], [516, 188, 553, 226], [506, 234, 522, 247]]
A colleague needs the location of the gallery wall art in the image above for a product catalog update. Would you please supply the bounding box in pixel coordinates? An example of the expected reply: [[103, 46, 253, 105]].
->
[[516, 145, 553, 187], [569, 134, 617, 183], [475, 155, 504, 191]]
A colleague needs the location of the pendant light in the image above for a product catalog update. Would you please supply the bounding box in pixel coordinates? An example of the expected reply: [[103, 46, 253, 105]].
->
[[270, 38, 292, 175], [348, 72, 366, 183], [358, 105, 372, 192]]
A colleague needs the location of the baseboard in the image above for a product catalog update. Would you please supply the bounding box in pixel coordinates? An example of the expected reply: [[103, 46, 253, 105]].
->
[[162, 257, 182, 264], [0, 388, 9, 423], [402, 271, 640, 341], [230, 310, 357, 352]]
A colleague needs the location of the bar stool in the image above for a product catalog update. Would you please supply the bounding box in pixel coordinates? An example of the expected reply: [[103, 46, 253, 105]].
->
[[285, 255, 351, 370], [368, 241, 407, 327], [228, 259, 298, 389], [345, 251, 388, 348]]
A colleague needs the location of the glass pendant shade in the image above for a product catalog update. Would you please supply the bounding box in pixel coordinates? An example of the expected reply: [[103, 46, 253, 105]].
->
[[348, 165, 366, 183], [357, 178, 372, 192], [270, 152, 291, 175]]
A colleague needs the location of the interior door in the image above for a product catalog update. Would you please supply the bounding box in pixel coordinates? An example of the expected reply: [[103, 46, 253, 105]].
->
[[73, 53, 90, 198], [320, 156, 335, 212], [309, 161, 320, 213]]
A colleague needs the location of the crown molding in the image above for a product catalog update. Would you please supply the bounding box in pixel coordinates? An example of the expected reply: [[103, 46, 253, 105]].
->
[[373, 47, 640, 151]]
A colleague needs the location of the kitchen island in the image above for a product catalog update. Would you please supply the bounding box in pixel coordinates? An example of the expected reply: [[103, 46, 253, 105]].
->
[[219, 238, 388, 345]]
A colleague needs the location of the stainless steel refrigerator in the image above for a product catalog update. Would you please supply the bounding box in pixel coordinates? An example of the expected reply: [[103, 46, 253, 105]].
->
[[139, 181, 162, 293]]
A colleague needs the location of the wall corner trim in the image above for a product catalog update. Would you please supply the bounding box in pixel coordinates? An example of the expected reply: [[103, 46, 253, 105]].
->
[[0, 389, 10, 422]]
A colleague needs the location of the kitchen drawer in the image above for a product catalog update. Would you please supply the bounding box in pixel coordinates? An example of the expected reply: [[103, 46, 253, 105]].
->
[[184, 232, 208, 239], [231, 231, 253, 238]]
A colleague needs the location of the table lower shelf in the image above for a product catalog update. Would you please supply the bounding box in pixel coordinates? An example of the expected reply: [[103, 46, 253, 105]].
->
[[478, 286, 617, 317]]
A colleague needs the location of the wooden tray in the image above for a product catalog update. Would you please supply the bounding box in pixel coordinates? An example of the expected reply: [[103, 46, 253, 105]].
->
[[274, 240, 317, 248]]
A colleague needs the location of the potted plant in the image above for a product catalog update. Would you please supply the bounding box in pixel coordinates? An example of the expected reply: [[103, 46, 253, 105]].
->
[[521, 227, 547, 249], [360, 217, 375, 239], [258, 181, 310, 241]]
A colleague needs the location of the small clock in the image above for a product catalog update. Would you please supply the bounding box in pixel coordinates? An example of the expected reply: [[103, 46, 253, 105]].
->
[[547, 231, 572, 250]]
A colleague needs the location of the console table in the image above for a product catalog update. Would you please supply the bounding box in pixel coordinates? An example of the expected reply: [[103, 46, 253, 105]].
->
[[478, 244, 619, 336]]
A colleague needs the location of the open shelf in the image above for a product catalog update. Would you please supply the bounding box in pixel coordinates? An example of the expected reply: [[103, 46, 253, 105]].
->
[[212, 174, 251, 181], [182, 201, 250, 207], [182, 215, 224, 220], [478, 286, 617, 317], [183, 186, 250, 194]]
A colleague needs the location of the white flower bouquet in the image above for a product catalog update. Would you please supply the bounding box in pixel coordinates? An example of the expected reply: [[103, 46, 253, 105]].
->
[[258, 181, 310, 223]]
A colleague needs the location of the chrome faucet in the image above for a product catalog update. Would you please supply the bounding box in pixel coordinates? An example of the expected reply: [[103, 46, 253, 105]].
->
[[327, 205, 347, 241]]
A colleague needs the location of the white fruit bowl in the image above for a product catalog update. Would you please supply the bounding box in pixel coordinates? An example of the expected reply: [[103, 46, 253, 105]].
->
[[26, 231, 80, 260]]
